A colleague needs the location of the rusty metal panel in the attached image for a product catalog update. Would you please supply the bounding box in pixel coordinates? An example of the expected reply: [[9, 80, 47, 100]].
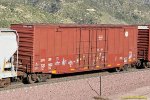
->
[[124, 27, 138, 63], [11, 24, 34, 73], [92, 29, 107, 69], [33, 26, 78, 74], [106, 26, 137, 68]]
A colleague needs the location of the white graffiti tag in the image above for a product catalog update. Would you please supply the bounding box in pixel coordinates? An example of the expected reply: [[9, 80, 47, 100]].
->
[[55, 57, 60, 65], [68, 60, 73, 67], [62, 58, 67, 65]]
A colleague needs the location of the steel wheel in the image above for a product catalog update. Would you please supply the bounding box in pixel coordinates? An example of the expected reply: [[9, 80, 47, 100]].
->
[[36, 74, 42, 82], [41, 74, 47, 82], [115, 67, 121, 72], [123, 64, 129, 71], [37, 74, 47, 82], [136, 60, 141, 68], [27, 74, 36, 84], [47, 74, 52, 79], [146, 62, 150, 68], [143, 62, 148, 68], [143, 62, 150, 68]]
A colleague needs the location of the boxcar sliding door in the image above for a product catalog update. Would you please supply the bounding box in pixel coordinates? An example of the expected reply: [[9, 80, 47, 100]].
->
[[77, 27, 107, 70], [94, 28, 108, 69]]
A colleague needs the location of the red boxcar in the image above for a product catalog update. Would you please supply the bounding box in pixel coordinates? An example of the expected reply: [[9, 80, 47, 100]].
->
[[11, 24, 138, 74]]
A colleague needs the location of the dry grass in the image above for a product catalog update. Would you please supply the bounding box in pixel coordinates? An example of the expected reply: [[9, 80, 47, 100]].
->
[[93, 96, 111, 100]]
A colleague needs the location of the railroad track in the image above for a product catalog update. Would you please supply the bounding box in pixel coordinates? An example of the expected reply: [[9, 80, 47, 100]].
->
[[0, 68, 149, 92]]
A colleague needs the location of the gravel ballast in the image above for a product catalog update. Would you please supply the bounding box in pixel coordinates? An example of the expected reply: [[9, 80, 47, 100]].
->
[[0, 70, 150, 100]]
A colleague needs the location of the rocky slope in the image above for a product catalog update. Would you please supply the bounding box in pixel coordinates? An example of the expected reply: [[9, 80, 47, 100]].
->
[[0, 0, 150, 27]]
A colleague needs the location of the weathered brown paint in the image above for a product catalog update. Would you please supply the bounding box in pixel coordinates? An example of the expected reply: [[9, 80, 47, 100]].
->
[[11, 24, 138, 74]]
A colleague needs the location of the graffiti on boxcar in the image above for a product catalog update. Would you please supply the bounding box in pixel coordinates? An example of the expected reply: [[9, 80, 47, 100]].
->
[[129, 51, 133, 59], [35, 52, 135, 71], [41, 64, 45, 70], [39, 58, 46, 70], [34, 63, 39, 70], [68, 60, 73, 67], [48, 63, 53, 66], [47, 57, 78, 68], [124, 57, 128, 63], [48, 58, 53, 70], [35, 56, 85, 71], [55, 57, 61, 66], [48, 63, 52, 70], [40, 59, 45, 63], [62, 58, 67, 65]]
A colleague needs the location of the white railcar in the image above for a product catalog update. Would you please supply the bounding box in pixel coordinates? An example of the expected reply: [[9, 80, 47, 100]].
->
[[0, 29, 18, 87]]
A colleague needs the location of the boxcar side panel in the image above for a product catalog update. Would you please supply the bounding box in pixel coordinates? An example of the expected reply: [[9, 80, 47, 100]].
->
[[47, 27, 56, 72], [34, 26, 49, 73], [12, 24, 138, 75], [55, 28, 78, 74], [80, 28, 90, 68], [107, 28, 116, 68], [96, 29, 107, 69], [114, 28, 124, 67], [124, 27, 137, 64]]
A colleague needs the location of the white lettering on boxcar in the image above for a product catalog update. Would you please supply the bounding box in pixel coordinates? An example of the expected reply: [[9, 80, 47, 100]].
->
[[41, 64, 45, 70], [98, 35, 103, 40], [48, 63, 53, 67]]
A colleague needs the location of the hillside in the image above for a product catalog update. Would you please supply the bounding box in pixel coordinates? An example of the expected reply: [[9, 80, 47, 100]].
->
[[0, 0, 150, 27]]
